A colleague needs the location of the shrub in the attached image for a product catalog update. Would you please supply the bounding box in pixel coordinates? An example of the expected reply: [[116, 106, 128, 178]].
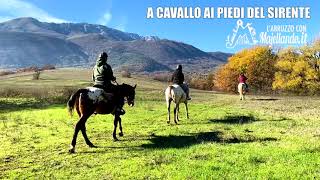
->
[[153, 73, 171, 82], [17, 66, 40, 73], [188, 73, 215, 90], [32, 71, 41, 80], [41, 64, 56, 71], [0, 71, 15, 76], [121, 70, 131, 78], [0, 86, 78, 104]]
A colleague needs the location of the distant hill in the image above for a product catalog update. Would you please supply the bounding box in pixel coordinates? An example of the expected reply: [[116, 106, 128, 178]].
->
[[0, 17, 142, 40], [208, 52, 233, 62], [0, 31, 88, 68], [108, 52, 171, 72], [0, 17, 232, 72]]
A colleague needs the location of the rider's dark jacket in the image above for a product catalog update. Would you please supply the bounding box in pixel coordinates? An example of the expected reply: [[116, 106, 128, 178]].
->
[[92, 56, 116, 89], [171, 68, 184, 84]]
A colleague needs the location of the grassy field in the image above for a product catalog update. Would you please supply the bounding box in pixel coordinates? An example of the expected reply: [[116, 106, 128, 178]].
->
[[0, 69, 320, 179]]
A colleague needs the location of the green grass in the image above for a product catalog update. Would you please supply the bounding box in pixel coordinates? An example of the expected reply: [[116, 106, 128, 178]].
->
[[0, 69, 320, 179]]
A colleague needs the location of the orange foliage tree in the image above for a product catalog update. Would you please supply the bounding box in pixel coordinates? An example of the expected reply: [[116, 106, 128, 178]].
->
[[214, 46, 277, 92], [273, 41, 320, 94]]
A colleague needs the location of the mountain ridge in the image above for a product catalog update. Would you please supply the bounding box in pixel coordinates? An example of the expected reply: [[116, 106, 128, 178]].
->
[[0, 17, 232, 72]]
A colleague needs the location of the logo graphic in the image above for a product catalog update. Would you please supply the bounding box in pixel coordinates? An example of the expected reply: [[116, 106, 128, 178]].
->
[[226, 19, 258, 48], [226, 20, 308, 49]]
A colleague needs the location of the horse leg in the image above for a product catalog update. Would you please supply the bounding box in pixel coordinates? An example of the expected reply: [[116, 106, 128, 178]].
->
[[173, 104, 178, 124], [167, 99, 171, 124], [176, 104, 180, 122], [240, 84, 246, 100], [118, 116, 123, 137], [113, 115, 120, 141], [241, 91, 245, 100], [81, 124, 96, 148], [185, 102, 189, 119], [69, 114, 89, 153], [238, 84, 242, 100]]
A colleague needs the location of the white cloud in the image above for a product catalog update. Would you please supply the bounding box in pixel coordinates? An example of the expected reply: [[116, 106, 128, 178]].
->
[[97, 12, 112, 26], [0, 0, 67, 23], [96, 1, 127, 32], [100, 15, 127, 32]]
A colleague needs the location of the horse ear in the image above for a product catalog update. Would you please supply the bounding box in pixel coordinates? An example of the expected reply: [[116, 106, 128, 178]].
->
[[134, 84, 137, 89]]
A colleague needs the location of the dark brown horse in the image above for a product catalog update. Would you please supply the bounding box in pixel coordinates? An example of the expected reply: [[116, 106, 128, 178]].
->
[[67, 83, 136, 153]]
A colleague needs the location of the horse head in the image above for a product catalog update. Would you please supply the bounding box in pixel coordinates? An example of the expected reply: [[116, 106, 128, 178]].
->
[[119, 83, 137, 107]]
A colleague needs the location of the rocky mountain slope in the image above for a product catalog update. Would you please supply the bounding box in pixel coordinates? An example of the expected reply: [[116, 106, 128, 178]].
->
[[0, 17, 232, 72]]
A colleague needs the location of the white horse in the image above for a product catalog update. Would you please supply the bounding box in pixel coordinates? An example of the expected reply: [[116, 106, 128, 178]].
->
[[165, 84, 189, 124], [238, 83, 247, 100]]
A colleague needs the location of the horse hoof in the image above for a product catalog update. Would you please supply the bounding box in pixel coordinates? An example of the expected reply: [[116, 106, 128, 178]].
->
[[88, 144, 97, 148], [119, 132, 124, 137], [113, 138, 119, 142], [167, 121, 170, 124], [69, 148, 75, 154]]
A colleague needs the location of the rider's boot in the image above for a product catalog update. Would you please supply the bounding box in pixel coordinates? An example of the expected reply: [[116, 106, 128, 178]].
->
[[187, 93, 191, 100], [116, 107, 125, 115]]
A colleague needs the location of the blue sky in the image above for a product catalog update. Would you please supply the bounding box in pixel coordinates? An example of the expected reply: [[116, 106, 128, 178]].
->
[[0, 0, 318, 53]]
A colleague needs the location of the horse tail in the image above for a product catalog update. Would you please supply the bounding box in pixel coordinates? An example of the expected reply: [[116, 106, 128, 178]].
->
[[67, 89, 87, 116], [168, 85, 175, 99], [165, 85, 173, 100]]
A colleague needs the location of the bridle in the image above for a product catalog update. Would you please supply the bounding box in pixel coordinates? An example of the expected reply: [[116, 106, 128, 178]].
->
[[113, 82, 135, 106]]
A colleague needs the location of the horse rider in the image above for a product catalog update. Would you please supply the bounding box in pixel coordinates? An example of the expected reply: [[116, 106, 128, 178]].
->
[[239, 72, 248, 91], [171, 65, 191, 100], [92, 52, 125, 115]]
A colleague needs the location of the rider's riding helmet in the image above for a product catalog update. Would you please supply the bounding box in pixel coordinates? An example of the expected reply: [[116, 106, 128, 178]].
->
[[99, 52, 108, 60], [176, 64, 182, 70]]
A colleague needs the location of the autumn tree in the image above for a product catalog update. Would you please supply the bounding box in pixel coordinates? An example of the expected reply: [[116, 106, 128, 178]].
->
[[301, 39, 320, 72], [214, 63, 238, 92], [214, 46, 277, 92], [273, 41, 320, 94]]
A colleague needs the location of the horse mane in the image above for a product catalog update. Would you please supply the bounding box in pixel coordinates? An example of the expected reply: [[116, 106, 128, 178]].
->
[[117, 83, 131, 91], [120, 83, 131, 89], [115, 83, 136, 97]]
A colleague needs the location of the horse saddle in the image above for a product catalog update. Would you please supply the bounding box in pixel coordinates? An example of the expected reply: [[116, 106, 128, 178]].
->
[[172, 83, 188, 94], [86, 87, 114, 103]]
